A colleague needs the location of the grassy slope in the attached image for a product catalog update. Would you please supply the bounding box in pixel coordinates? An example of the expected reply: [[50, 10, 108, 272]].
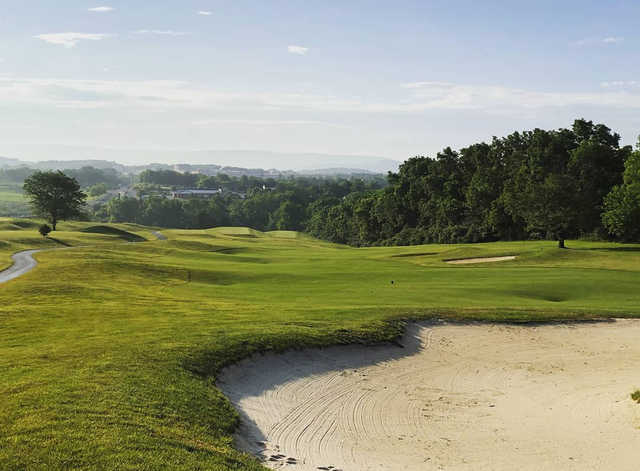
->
[[0, 189, 30, 217], [0, 189, 26, 202], [1, 219, 640, 469]]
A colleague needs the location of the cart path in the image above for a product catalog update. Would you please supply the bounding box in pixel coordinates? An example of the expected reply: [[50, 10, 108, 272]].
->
[[1, 232, 163, 286], [0, 250, 42, 284], [152, 231, 167, 240]]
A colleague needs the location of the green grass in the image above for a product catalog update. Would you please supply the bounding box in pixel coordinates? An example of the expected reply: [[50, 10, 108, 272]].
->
[[0, 189, 30, 217], [0, 189, 26, 203], [1, 219, 640, 469]]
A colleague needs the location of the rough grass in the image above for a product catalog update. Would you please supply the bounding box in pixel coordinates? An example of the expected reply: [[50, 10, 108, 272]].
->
[[0, 189, 30, 217], [2, 219, 640, 469], [0, 189, 26, 203]]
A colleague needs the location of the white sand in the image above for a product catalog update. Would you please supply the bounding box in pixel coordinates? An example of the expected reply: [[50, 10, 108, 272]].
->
[[446, 256, 517, 264], [219, 321, 640, 470]]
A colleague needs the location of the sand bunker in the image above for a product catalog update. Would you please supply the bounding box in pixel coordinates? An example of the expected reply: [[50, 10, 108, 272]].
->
[[219, 321, 640, 470], [446, 255, 517, 264]]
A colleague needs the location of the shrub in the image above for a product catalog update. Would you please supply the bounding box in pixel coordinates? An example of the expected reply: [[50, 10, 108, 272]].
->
[[38, 224, 52, 237]]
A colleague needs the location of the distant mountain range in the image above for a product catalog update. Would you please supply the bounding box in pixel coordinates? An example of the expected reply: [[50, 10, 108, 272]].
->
[[0, 147, 400, 176], [0, 157, 22, 167]]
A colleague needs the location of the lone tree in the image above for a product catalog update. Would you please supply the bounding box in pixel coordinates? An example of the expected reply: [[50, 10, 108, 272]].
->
[[23, 171, 86, 231]]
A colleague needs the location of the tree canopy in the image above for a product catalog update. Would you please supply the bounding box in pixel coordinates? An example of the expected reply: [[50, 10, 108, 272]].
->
[[306, 119, 631, 247], [23, 171, 87, 230], [602, 143, 640, 241]]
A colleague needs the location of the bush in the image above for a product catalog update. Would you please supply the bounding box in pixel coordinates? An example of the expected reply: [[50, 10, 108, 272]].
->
[[88, 183, 108, 197], [38, 224, 52, 237], [632, 390, 640, 404]]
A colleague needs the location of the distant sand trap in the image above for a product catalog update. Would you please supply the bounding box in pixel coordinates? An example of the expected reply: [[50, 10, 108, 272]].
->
[[219, 321, 640, 470], [446, 255, 517, 264]]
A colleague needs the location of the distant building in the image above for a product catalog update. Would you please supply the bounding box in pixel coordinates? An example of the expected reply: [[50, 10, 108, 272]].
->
[[171, 189, 222, 199]]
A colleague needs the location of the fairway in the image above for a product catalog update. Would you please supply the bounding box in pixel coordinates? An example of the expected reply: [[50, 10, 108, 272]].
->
[[1, 218, 640, 470]]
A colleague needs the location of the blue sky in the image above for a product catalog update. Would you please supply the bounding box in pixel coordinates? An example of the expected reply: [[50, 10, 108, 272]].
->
[[1, 0, 639, 165]]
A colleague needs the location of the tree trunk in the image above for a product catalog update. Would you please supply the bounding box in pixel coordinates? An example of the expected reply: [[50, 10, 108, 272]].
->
[[558, 238, 565, 249], [52, 218, 57, 231]]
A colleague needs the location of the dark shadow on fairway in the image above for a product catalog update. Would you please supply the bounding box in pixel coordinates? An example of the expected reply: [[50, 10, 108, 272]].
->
[[187, 268, 297, 285], [48, 237, 72, 247], [81, 225, 147, 242], [8, 220, 39, 229]]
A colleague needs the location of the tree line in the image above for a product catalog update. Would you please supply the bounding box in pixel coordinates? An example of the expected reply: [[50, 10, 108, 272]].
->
[[103, 176, 386, 231], [20, 119, 640, 245], [308, 119, 638, 247]]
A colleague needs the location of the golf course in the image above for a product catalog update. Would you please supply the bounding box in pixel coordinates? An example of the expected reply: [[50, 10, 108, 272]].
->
[[1, 217, 640, 469]]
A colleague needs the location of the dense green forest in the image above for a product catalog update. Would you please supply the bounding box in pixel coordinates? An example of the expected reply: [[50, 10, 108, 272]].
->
[[102, 119, 640, 246], [309, 119, 637, 247], [104, 176, 386, 231]]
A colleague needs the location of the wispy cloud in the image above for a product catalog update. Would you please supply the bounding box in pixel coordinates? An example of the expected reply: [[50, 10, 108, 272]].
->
[[288, 45, 308, 55], [192, 119, 348, 128], [134, 30, 190, 36], [197, 11, 213, 16], [3, 77, 640, 114], [400, 81, 640, 111], [34, 33, 111, 48], [88, 6, 114, 12], [572, 36, 624, 46], [601, 81, 640, 88]]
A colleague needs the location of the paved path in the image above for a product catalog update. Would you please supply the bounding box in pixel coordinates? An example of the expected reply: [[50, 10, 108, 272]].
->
[[0, 232, 163, 286], [0, 250, 42, 284], [152, 231, 167, 240]]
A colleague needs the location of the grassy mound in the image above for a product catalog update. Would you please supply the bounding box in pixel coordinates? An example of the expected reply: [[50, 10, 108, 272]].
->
[[0, 219, 39, 231], [80, 225, 147, 242]]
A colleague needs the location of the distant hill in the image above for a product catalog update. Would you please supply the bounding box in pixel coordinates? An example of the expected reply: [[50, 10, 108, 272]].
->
[[0, 150, 400, 177], [32, 160, 127, 172], [0, 157, 22, 168], [300, 168, 383, 176], [4, 145, 400, 174], [0, 158, 390, 179]]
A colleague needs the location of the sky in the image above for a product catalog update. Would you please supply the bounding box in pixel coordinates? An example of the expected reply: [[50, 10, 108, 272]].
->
[[1, 0, 639, 167]]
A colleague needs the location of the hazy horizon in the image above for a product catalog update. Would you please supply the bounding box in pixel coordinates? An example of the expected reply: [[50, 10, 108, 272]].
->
[[0, 146, 401, 173]]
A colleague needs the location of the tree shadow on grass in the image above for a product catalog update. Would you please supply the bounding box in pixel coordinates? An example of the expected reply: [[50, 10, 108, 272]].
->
[[48, 237, 71, 247]]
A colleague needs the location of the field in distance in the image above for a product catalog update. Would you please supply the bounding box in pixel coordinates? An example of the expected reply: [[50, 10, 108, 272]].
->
[[1, 218, 640, 469], [0, 187, 29, 217]]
